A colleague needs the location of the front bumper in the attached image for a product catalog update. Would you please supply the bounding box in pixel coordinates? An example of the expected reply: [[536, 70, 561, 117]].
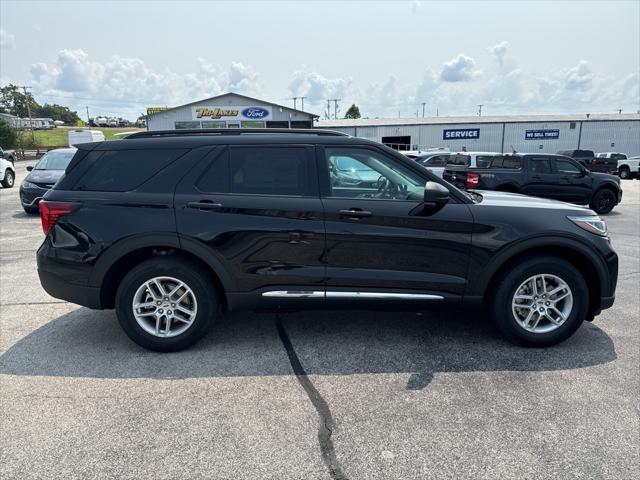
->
[[20, 185, 49, 207]]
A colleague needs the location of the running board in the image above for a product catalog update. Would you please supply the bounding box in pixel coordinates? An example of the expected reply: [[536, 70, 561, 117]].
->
[[262, 291, 444, 300]]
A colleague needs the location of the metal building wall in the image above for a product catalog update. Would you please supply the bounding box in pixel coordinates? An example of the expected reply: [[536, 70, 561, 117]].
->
[[331, 119, 640, 156], [147, 94, 315, 130]]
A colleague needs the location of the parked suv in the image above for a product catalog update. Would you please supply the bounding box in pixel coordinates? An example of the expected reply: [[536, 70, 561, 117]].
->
[[37, 129, 618, 351]]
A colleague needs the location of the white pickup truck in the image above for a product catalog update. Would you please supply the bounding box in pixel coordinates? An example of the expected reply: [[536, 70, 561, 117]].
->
[[597, 153, 639, 179]]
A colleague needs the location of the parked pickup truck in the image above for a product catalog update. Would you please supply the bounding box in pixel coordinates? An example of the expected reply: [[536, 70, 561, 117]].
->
[[597, 153, 639, 179], [557, 149, 617, 174], [443, 153, 622, 214]]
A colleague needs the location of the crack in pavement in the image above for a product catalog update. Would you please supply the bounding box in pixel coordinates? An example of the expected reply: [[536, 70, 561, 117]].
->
[[275, 315, 348, 480]]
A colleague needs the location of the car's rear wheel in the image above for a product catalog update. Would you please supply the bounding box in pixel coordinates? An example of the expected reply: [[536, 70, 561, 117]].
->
[[492, 256, 588, 347], [590, 188, 616, 214], [618, 166, 630, 179], [1, 170, 14, 188], [115, 257, 217, 351]]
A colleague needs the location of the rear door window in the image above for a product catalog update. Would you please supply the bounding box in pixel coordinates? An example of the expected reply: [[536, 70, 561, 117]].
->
[[529, 157, 552, 173], [447, 154, 470, 166], [425, 155, 448, 167], [73, 149, 188, 191]]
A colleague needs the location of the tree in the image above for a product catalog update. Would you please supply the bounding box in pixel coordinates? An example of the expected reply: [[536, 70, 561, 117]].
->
[[37, 103, 81, 124], [344, 104, 361, 119], [0, 84, 38, 118], [0, 119, 18, 149]]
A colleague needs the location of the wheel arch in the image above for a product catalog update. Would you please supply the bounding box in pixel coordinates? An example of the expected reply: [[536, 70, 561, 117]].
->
[[91, 234, 234, 309], [473, 237, 609, 318]]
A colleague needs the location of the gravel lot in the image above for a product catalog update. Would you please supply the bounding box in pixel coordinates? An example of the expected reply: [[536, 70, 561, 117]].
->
[[1, 162, 638, 480]]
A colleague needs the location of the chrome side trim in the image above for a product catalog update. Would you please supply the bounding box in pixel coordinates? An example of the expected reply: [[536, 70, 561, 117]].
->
[[261, 291, 444, 300], [326, 292, 443, 300], [262, 291, 324, 298]]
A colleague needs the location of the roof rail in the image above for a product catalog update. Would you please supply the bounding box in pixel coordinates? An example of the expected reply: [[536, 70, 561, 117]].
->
[[126, 128, 348, 139]]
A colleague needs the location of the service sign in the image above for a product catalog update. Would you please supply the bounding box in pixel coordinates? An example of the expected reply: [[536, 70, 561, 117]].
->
[[443, 128, 480, 140], [525, 129, 560, 140], [192, 106, 272, 121]]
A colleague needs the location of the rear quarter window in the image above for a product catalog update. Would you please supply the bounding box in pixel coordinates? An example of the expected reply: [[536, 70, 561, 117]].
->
[[447, 154, 470, 166], [72, 149, 188, 192]]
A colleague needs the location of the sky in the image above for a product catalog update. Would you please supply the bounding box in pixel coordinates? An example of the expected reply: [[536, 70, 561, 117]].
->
[[0, 0, 639, 120]]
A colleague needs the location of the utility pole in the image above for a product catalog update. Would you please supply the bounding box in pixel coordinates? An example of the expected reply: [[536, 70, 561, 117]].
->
[[618, 109, 622, 114], [328, 99, 341, 119], [86, 106, 90, 125], [300, 97, 306, 112], [477, 104, 483, 116], [421, 102, 426, 117], [292, 97, 298, 110], [325, 100, 331, 120], [19, 86, 36, 143]]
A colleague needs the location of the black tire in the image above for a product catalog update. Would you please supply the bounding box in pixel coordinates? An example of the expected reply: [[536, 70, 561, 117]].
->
[[491, 256, 588, 347], [23, 205, 39, 214], [115, 257, 217, 352], [618, 166, 630, 179], [589, 187, 617, 214], [1, 170, 14, 188]]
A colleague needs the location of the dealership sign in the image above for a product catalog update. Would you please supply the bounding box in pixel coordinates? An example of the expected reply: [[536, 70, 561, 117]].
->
[[443, 128, 480, 140], [193, 106, 272, 121], [525, 129, 560, 140]]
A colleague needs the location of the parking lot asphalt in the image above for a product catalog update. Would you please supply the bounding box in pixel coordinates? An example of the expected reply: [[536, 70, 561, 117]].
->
[[1, 162, 638, 480]]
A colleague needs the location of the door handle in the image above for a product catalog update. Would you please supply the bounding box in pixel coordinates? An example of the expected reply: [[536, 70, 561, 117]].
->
[[339, 209, 372, 219], [187, 201, 223, 211], [530, 175, 542, 180]]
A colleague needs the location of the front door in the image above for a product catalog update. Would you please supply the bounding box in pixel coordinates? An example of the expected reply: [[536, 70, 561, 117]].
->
[[522, 156, 559, 199], [318, 145, 474, 299], [552, 157, 593, 203], [175, 145, 326, 294]]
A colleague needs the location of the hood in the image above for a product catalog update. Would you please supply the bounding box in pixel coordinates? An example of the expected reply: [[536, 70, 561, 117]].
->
[[475, 190, 593, 213], [25, 169, 65, 185]]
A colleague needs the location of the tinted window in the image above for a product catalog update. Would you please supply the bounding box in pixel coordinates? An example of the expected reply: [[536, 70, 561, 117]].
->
[[325, 147, 424, 201], [34, 150, 76, 170], [425, 155, 448, 167], [488, 156, 520, 169], [529, 157, 552, 173], [555, 158, 582, 174], [196, 149, 230, 193], [229, 147, 312, 196], [447, 154, 470, 166], [476, 155, 497, 168], [74, 149, 188, 191], [610, 153, 626, 160]]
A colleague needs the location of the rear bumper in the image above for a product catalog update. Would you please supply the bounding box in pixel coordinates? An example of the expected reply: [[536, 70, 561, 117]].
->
[[38, 268, 103, 309]]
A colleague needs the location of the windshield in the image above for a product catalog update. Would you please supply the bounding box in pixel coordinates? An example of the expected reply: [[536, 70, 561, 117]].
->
[[34, 150, 76, 170]]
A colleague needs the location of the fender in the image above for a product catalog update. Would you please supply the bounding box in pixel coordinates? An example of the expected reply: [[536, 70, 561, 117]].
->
[[468, 234, 610, 298], [88, 232, 236, 294]]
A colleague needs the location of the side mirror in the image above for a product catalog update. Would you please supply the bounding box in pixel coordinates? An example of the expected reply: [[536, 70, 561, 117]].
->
[[424, 181, 450, 206], [581, 168, 589, 176], [26, 166, 33, 172]]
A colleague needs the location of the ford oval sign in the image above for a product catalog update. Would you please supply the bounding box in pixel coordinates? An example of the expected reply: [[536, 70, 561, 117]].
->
[[241, 107, 269, 119]]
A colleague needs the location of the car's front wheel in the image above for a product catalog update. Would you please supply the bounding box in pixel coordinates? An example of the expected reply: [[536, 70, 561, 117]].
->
[[1, 170, 14, 188], [115, 257, 217, 351], [590, 188, 617, 214], [492, 256, 588, 347]]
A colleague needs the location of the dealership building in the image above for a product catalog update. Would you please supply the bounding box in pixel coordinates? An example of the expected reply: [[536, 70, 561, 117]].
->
[[318, 113, 640, 156], [146, 92, 318, 131]]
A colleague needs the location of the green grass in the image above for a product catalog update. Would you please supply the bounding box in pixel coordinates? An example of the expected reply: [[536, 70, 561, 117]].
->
[[28, 127, 144, 147]]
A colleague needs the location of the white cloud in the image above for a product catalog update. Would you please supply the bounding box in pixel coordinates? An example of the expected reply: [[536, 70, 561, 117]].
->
[[440, 54, 480, 82], [411, 1, 422, 15], [288, 68, 352, 104], [564, 60, 594, 91], [488, 41, 509, 67], [0, 28, 15, 48]]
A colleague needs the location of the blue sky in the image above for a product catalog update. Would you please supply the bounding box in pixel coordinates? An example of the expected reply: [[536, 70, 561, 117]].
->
[[1, 0, 638, 120]]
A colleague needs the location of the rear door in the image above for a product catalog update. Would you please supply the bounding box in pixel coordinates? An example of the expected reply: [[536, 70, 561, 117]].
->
[[319, 145, 473, 299], [522, 156, 558, 198], [174, 145, 326, 294]]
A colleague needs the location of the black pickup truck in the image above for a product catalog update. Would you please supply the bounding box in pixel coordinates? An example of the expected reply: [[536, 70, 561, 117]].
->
[[558, 149, 617, 174], [443, 153, 622, 214]]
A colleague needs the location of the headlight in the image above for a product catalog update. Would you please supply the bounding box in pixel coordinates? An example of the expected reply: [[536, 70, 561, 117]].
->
[[568, 215, 607, 236], [21, 181, 38, 189]]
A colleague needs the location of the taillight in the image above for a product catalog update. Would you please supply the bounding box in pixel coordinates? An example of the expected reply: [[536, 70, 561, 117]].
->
[[466, 173, 480, 188], [40, 201, 79, 234], [591, 159, 597, 166]]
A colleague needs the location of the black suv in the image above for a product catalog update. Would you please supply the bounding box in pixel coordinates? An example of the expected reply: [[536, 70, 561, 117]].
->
[[37, 129, 618, 351]]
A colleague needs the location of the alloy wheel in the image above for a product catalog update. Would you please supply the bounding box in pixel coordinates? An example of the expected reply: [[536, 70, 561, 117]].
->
[[511, 274, 573, 334]]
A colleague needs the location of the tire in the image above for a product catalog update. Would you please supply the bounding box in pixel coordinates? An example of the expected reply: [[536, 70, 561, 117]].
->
[[589, 188, 617, 214], [1, 170, 14, 188], [491, 256, 588, 347], [23, 205, 39, 214], [115, 257, 217, 352], [618, 166, 631, 180]]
